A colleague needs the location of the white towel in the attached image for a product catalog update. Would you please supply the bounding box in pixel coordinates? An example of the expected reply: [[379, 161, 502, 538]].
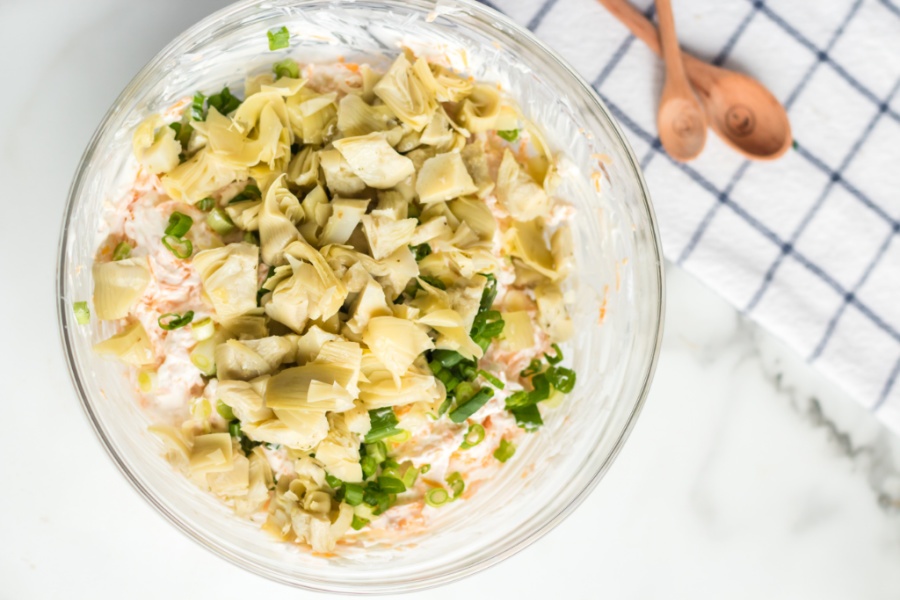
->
[[485, 0, 900, 432]]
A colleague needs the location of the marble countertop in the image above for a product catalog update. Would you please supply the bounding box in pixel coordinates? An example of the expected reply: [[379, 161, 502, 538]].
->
[[2, 0, 899, 597]]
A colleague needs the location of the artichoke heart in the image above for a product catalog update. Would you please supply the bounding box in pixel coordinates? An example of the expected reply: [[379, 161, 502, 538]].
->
[[359, 353, 442, 408], [318, 149, 367, 196], [192, 243, 259, 320], [215, 339, 273, 381], [415, 152, 478, 204], [259, 174, 303, 266], [162, 147, 247, 204], [132, 115, 181, 174], [242, 414, 328, 451], [497, 149, 552, 222], [373, 54, 437, 131], [360, 214, 417, 260], [362, 316, 434, 381], [337, 94, 396, 137], [216, 379, 275, 423], [333, 132, 415, 189], [92, 257, 150, 320], [94, 321, 155, 366], [318, 198, 369, 246], [499, 311, 536, 352], [505, 219, 557, 281], [456, 83, 502, 133], [189, 433, 234, 475], [265, 341, 362, 411], [535, 282, 574, 343]]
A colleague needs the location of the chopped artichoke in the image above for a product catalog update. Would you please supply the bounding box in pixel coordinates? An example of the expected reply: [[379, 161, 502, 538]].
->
[[132, 115, 181, 174], [362, 316, 434, 381], [287, 145, 320, 189], [337, 94, 396, 136], [318, 149, 367, 196], [411, 58, 474, 103], [505, 219, 557, 280], [415, 152, 478, 204], [242, 413, 328, 450], [318, 198, 370, 246], [333, 132, 415, 189], [456, 83, 501, 133], [373, 54, 437, 131], [497, 149, 552, 222], [448, 198, 497, 242], [345, 277, 391, 336], [208, 453, 250, 497], [192, 243, 259, 320], [189, 433, 234, 474], [499, 311, 535, 351], [259, 174, 303, 266], [94, 321, 155, 366], [92, 257, 150, 320], [535, 282, 574, 343], [217, 379, 275, 423], [360, 214, 417, 260], [215, 339, 273, 381], [460, 141, 495, 198]]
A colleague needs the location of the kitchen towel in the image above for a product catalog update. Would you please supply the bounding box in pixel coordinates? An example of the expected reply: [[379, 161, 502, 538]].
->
[[483, 0, 900, 432]]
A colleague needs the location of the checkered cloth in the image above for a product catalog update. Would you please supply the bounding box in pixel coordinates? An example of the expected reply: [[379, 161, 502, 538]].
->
[[483, 0, 900, 433]]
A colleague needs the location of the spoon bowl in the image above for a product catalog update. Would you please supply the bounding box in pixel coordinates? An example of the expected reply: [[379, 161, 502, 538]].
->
[[658, 94, 708, 160]]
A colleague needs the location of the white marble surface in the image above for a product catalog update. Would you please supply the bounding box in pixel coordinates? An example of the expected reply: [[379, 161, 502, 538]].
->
[[2, 0, 900, 597]]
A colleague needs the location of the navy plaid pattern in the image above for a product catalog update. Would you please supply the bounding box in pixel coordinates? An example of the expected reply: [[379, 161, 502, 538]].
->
[[483, 0, 900, 425]]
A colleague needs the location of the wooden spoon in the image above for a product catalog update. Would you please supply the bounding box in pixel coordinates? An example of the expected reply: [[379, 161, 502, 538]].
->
[[654, 0, 707, 161], [597, 0, 793, 160]]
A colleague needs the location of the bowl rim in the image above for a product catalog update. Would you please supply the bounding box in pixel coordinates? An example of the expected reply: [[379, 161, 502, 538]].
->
[[56, 0, 665, 593]]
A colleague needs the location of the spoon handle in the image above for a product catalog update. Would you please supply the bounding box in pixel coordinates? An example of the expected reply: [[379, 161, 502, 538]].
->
[[596, 0, 713, 94], [654, 0, 688, 85]]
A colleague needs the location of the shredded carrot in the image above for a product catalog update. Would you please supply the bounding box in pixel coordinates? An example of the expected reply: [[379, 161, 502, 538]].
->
[[591, 170, 603, 193]]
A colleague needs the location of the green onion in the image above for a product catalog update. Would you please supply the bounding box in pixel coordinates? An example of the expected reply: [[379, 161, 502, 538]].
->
[[436, 397, 452, 417], [243, 231, 260, 246], [364, 441, 388, 464], [400, 463, 419, 488], [344, 483, 365, 506], [325, 473, 342, 489], [360, 455, 379, 479], [419, 275, 446, 290], [497, 129, 519, 142], [112, 241, 132, 261], [207, 208, 235, 236], [479, 273, 498, 311], [363, 487, 393, 515], [364, 407, 403, 443], [161, 235, 192, 258], [273, 58, 299, 79], [520, 358, 543, 378], [446, 472, 465, 499], [544, 343, 564, 365], [410, 243, 432, 261], [377, 476, 406, 494], [207, 86, 241, 116], [419, 464, 431, 475], [190, 317, 215, 341], [477, 369, 504, 389], [158, 311, 194, 330], [267, 26, 290, 51], [494, 439, 516, 462], [351, 515, 370, 530], [165, 212, 193, 237], [195, 197, 215, 212], [432, 349, 465, 368], [73, 301, 90, 325], [547, 366, 577, 393], [512, 404, 543, 432], [240, 435, 260, 456], [529, 372, 551, 403], [425, 488, 451, 507], [228, 184, 261, 204], [191, 92, 206, 121], [449, 387, 494, 423], [216, 400, 235, 421], [460, 423, 485, 449], [504, 390, 530, 410], [169, 122, 193, 148], [228, 421, 241, 438], [454, 381, 476, 404]]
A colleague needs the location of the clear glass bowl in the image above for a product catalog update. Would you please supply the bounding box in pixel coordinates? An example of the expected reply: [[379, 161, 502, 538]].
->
[[56, 0, 664, 593]]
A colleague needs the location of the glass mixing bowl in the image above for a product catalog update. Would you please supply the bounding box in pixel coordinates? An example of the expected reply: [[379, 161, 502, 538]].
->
[[56, 0, 664, 592]]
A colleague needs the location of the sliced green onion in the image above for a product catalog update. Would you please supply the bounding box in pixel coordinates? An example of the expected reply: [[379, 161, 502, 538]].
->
[[497, 129, 519, 142], [520, 358, 543, 378], [325, 473, 342, 489], [169, 121, 193, 148], [243, 231, 260, 245], [400, 463, 419, 488], [512, 404, 543, 432], [364, 441, 387, 464], [137, 370, 157, 393], [478, 370, 504, 389], [73, 301, 90, 325], [165, 211, 193, 237], [547, 366, 577, 393], [267, 26, 290, 51], [425, 488, 451, 507], [377, 476, 406, 494], [273, 58, 299, 79], [207, 86, 241, 116], [360, 455, 379, 480], [385, 429, 411, 444], [380, 458, 401, 480], [449, 387, 494, 423], [436, 397, 452, 417], [190, 317, 215, 341], [494, 439, 516, 463], [432, 349, 465, 368], [207, 208, 235, 236], [216, 400, 235, 421], [419, 464, 431, 475], [351, 515, 370, 530], [228, 184, 261, 204], [158, 310, 194, 330], [529, 372, 551, 403], [446, 472, 465, 499], [460, 423, 486, 449], [195, 197, 214, 212], [161, 235, 192, 258], [344, 483, 365, 506], [544, 343, 564, 365], [504, 390, 531, 410], [191, 92, 206, 121], [228, 421, 241, 438], [364, 407, 402, 443], [479, 272, 498, 311], [112, 241, 132, 261], [410, 243, 432, 261], [454, 381, 475, 404]]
